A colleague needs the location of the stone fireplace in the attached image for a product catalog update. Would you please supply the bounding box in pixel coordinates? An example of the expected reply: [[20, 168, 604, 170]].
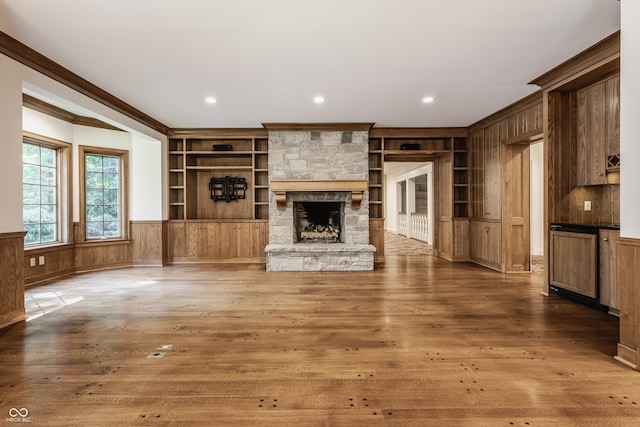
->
[[264, 126, 376, 271]]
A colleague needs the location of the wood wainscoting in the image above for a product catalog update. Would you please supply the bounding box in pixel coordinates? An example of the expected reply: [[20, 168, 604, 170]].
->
[[0, 231, 26, 329], [23, 244, 75, 287], [130, 220, 165, 266], [615, 237, 640, 370]]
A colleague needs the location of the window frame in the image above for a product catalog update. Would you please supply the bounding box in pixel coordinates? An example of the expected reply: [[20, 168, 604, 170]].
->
[[78, 145, 129, 242], [22, 132, 72, 248]]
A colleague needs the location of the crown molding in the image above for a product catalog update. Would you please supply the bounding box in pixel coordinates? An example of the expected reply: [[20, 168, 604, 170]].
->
[[1, 31, 168, 135], [23, 94, 123, 132], [262, 123, 375, 132]]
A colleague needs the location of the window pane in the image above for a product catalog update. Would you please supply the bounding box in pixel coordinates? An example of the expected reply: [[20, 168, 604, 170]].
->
[[41, 205, 55, 223], [41, 186, 56, 204], [23, 164, 40, 184], [40, 223, 56, 242], [84, 153, 122, 239], [86, 172, 104, 189], [86, 205, 104, 222], [23, 144, 40, 164], [86, 188, 104, 206], [102, 157, 119, 173], [24, 224, 40, 244], [104, 173, 119, 189], [87, 221, 104, 238], [104, 205, 119, 221], [23, 204, 40, 224], [40, 148, 55, 167], [104, 189, 118, 205], [41, 166, 55, 186], [23, 142, 59, 245], [85, 155, 103, 172], [104, 221, 120, 237], [23, 184, 40, 204]]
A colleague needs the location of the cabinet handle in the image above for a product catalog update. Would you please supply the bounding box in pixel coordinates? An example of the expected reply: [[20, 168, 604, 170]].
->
[[597, 172, 604, 176], [603, 237, 609, 241]]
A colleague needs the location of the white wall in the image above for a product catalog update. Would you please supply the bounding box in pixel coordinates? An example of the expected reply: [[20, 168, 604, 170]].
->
[[130, 133, 163, 220], [0, 54, 24, 233], [620, 1, 640, 238], [530, 141, 544, 255]]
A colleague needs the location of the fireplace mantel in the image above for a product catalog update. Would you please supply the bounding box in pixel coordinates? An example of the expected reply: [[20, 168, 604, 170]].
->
[[270, 179, 368, 209]]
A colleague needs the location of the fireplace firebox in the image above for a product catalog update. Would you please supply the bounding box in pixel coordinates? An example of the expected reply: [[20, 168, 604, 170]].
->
[[294, 202, 343, 243]]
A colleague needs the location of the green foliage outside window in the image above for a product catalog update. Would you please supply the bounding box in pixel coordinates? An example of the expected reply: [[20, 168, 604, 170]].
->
[[23, 144, 57, 245], [85, 154, 120, 238]]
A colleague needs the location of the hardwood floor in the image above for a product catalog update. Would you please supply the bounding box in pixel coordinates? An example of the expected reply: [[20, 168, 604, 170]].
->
[[0, 256, 635, 426]]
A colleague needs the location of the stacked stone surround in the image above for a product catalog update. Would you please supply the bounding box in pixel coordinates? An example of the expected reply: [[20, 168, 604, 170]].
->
[[265, 130, 375, 271]]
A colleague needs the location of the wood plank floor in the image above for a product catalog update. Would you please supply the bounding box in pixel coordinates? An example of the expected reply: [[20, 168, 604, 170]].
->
[[1, 256, 637, 426]]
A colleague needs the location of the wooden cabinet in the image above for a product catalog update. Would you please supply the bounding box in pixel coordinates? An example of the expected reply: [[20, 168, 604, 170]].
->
[[549, 230, 597, 299], [599, 229, 620, 310], [470, 220, 501, 270], [167, 131, 269, 263], [168, 220, 268, 262], [576, 75, 620, 186]]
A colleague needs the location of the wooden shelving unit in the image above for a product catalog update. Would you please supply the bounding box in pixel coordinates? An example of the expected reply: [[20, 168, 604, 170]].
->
[[168, 131, 269, 221], [366, 134, 469, 220]]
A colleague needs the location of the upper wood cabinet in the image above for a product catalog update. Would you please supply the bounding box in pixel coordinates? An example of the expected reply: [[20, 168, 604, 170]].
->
[[576, 75, 620, 186]]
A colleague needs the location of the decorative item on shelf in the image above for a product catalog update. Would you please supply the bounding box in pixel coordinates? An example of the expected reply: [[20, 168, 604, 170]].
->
[[209, 176, 247, 202], [400, 143, 420, 150], [212, 144, 233, 151]]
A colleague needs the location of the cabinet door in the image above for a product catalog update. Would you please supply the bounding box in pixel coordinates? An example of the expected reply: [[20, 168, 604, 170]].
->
[[550, 231, 597, 298], [605, 75, 620, 157], [576, 82, 607, 185], [217, 223, 238, 258], [599, 229, 620, 309]]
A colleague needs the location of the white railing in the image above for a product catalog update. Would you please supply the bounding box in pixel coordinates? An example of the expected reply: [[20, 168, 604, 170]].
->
[[411, 213, 428, 243], [398, 213, 407, 236]]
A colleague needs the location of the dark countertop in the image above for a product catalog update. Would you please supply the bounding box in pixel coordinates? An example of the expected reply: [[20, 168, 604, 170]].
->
[[550, 222, 620, 231]]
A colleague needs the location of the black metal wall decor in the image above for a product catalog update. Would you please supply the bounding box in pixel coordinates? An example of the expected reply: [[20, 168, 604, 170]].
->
[[209, 176, 247, 202]]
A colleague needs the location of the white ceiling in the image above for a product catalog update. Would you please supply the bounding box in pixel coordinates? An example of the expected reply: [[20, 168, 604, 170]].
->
[[0, 0, 620, 129]]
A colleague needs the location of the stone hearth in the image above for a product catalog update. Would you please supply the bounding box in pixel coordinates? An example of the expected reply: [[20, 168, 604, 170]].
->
[[264, 128, 375, 271]]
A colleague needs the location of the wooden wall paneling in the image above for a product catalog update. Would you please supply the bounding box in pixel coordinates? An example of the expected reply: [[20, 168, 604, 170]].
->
[[369, 218, 385, 261], [0, 232, 26, 329], [205, 222, 219, 258], [547, 92, 577, 223], [503, 143, 530, 272], [437, 153, 453, 260], [130, 221, 163, 265], [24, 245, 75, 286], [195, 171, 253, 220], [615, 238, 640, 370], [75, 241, 131, 273], [599, 229, 620, 310]]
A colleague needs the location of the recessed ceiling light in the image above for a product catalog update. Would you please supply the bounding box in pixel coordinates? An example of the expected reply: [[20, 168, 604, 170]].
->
[[422, 96, 435, 104], [205, 96, 217, 104], [314, 96, 325, 104]]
